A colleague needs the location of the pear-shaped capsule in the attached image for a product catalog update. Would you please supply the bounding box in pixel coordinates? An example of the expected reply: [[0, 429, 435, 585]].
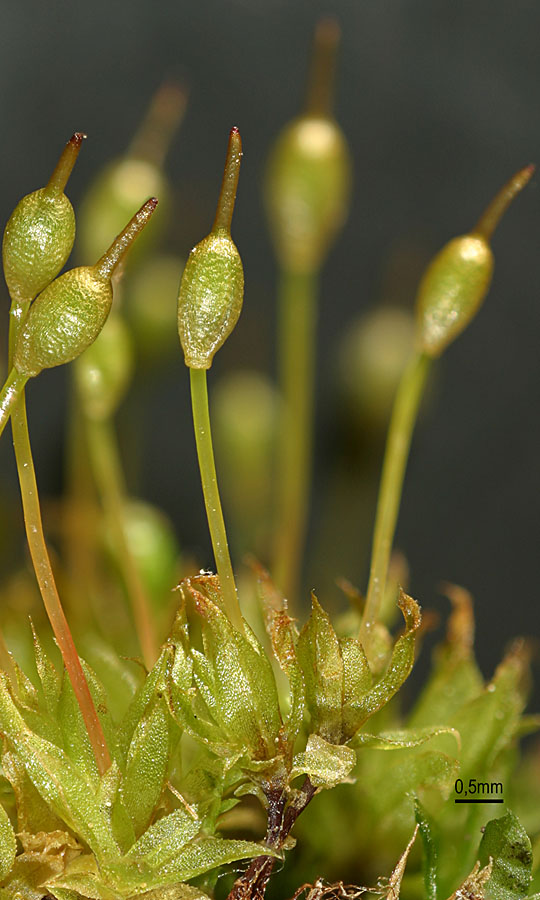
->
[[177, 128, 244, 369], [14, 199, 157, 377], [416, 165, 534, 358], [265, 20, 352, 273], [3, 133, 85, 303]]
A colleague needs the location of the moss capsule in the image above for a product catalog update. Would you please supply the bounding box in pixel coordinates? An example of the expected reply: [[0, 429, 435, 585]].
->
[[75, 312, 134, 421], [126, 253, 184, 362], [265, 20, 352, 273], [78, 84, 185, 262], [14, 198, 158, 377], [416, 165, 534, 357], [177, 128, 244, 369], [2, 133, 85, 304]]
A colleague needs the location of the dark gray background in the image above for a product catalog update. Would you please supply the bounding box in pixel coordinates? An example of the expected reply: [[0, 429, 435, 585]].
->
[[0, 0, 538, 699]]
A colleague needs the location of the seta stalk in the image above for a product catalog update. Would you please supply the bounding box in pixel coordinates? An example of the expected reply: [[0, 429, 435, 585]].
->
[[360, 164, 534, 648], [84, 412, 159, 668], [178, 128, 244, 633], [267, 20, 351, 602]]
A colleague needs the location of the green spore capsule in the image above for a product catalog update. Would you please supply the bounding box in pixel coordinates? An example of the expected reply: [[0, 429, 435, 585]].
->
[[75, 312, 134, 421], [14, 198, 158, 377], [3, 132, 85, 304], [416, 164, 534, 358], [265, 19, 352, 273], [177, 127, 244, 369], [78, 84, 186, 262]]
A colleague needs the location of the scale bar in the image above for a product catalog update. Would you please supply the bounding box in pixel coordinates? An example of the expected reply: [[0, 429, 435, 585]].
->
[[454, 798, 503, 804]]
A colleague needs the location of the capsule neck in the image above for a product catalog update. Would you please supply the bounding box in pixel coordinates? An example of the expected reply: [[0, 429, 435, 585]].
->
[[473, 164, 535, 241], [43, 133, 86, 198], [305, 17, 340, 118], [95, 198, 158, 280], [211, 128, 243, 234]]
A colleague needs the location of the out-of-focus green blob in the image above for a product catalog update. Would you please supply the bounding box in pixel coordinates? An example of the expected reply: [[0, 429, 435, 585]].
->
[[415, 236, 493, 357], [265, 114, 351, 274], [103, 499, 180, 610], [177, 128, 244, 370], [265, 19, 352, 274], [2, 134, 84, 303], [14, 199, 157, 377], [125, 254, 183, 362], [212, 371, 278, 552], [78, 158, 168, 264], [339, 307, 416, 432], [77, 83, 186, 265], [75, 312, 134, 421], [415, 165, 534, 358]]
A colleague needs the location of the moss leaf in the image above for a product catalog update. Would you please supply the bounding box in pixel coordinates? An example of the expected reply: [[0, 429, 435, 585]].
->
[[296, 594, 343, 743], [478, 809, 533, 900], [291, 733, 356, 788]]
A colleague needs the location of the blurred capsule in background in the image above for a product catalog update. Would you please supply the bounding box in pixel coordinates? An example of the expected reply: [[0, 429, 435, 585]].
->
[[212, 370, 279, 560], [77, 83, 186, 265], [124, 254, 184, 364], [101, 498, 180, 615], [338, 307, 416, 437], [75, 312, 134, 421], [264, 19, 351, 274]]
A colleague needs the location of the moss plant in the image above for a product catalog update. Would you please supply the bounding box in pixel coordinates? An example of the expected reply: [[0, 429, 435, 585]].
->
[[0, 25, 538, 900]]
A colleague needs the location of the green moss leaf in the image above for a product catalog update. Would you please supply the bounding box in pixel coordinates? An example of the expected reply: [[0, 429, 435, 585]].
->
[[187, 583, 282, 759], [127, 808, 201, 863], [0, 803, 16, 880], [121, 696, 169, 838], [409, 586, 484, 729], [351, 725, 460, 751], [268, 608, 305, 756], [347, 590, 421, 735], [2, 747, 64, 834], [479, 810, 533, 900], [128, 836, 276, 892], [0, 675, 117, 859], [415, 798, 438, 900], [296, 594, 343, 743], [450, 642, 531, 780], [118, 649, 169, 763], [340, 636, 371, 740], [291, 733, 355, 788], [32, 623, 61, 718], [134, 887, 210, 900]]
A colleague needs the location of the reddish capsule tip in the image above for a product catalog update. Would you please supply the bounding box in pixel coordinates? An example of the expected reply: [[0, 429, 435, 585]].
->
[[45, 131, 87, 196]]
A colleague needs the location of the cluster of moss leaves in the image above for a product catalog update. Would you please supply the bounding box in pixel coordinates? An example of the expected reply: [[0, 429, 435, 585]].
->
[[0, 573, 537, 900]]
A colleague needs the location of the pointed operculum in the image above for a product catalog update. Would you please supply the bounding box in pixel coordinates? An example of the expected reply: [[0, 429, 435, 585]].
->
[[473, 164, 535, 241], [44, 132, 87, 197], [305, 17, 340, 118], [212, 127, 243, 233], [95, 198, 159, 280], [129, 81, 188, 168]]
